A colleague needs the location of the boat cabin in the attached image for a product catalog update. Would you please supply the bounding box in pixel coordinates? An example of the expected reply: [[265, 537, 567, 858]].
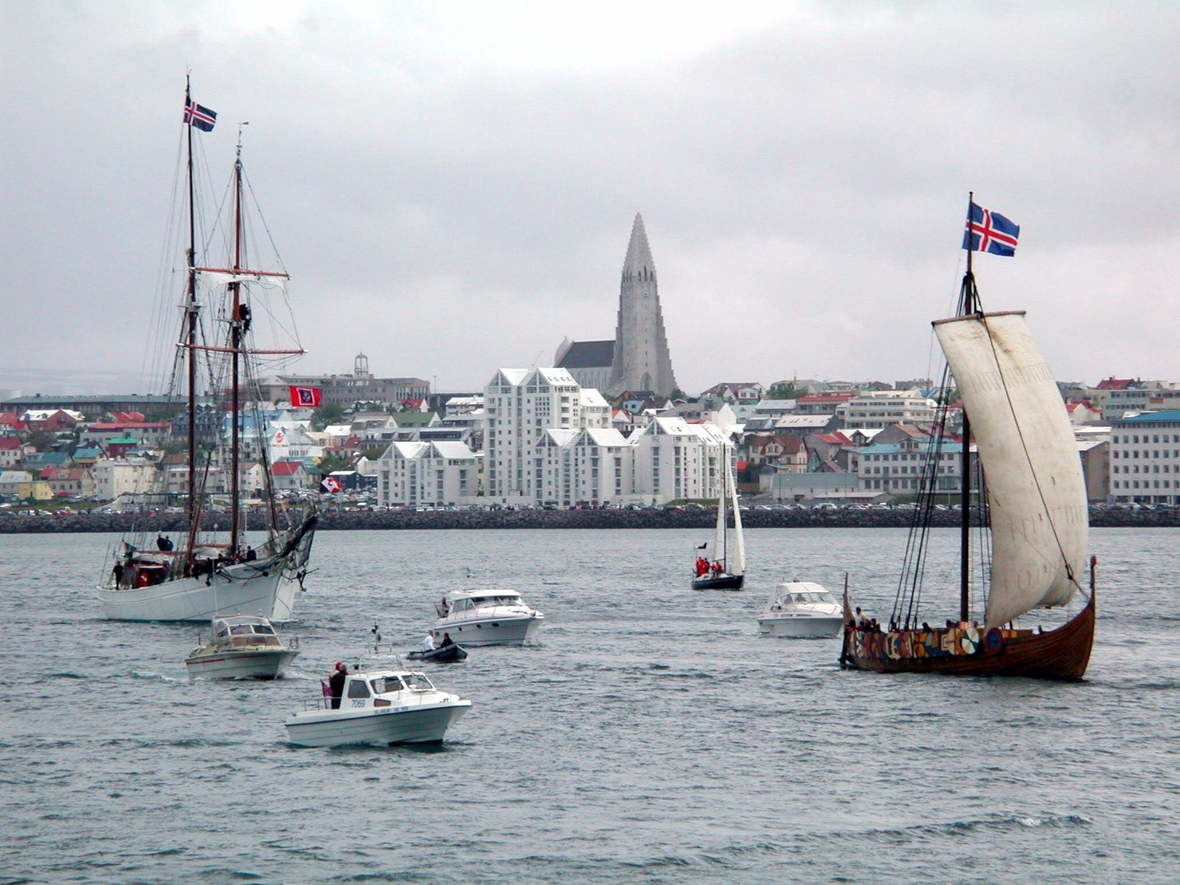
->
[[211, 616, 283, 648], [339, 671, 439, 709], [769, 582, 838, 610], [449, 591, 525, 613]]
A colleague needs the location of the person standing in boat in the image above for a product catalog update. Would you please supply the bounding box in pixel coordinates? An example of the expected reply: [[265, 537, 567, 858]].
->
[[422, 630, 436, 653], [328, 662, 348, 709], [436, 597, 450, 617]]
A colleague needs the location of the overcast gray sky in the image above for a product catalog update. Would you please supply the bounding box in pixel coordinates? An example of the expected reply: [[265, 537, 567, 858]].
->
[[3, 1, 1179, 398]]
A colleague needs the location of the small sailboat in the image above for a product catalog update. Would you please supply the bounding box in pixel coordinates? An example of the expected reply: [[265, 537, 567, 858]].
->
[[96, 79, 316, 623], [841, 196, 1095, 679], [692, 442, 745, 590]]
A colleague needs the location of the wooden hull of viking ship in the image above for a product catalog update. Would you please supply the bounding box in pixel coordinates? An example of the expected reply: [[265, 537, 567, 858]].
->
[[841, 592, 1094, 681]]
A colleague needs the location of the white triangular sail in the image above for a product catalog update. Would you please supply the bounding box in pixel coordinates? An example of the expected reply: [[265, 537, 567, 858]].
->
[[934, 311, 1088, 629], [712, 450, 727, 566], [728, 448, 745, 575]]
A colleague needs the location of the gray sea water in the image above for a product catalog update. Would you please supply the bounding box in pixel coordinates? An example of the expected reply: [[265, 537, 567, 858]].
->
[[2, 527, 1178, 884]]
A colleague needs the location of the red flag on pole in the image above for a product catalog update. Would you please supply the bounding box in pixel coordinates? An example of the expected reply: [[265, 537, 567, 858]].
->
[[290, 386, 322, 408]]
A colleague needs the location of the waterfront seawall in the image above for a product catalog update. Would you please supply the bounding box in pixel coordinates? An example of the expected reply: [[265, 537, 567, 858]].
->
[[0, 507, 1175, 534]]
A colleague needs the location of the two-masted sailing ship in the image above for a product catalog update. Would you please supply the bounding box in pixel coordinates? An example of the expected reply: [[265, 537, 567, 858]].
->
[[97, 81, 316, 623], [841, 197, 1095, 679]]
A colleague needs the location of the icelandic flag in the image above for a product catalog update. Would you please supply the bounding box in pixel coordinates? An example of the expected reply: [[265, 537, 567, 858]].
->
[[184, 97, 217, 132], [289, 385, 322, 408], [963, 202, 1019, 256]]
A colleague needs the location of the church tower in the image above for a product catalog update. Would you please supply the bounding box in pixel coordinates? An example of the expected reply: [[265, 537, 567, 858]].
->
[[608, 213, 678, 396]]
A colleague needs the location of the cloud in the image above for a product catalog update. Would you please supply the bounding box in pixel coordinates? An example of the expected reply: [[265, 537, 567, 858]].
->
[[4, 1, 1180, 397]]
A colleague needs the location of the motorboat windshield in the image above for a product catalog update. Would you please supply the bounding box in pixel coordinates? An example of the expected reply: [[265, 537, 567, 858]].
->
[[369, 672, 436, 694], [780, 591, 837, 606]]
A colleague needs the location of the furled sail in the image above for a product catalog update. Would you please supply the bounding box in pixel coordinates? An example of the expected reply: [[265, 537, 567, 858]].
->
[[933, 311, 1088, 629], [195, 269, 289, 300]]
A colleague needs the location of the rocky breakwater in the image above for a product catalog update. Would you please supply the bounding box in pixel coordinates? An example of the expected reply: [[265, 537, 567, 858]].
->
[[4, 505, 1177, 534]]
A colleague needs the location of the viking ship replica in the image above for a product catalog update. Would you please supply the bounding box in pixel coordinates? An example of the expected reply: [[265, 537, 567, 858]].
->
[[841, 197, 1095, 679], [97, 79, 316, 623]]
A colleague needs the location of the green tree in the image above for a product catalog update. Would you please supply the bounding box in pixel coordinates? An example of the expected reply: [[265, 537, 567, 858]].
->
[[310, 402, 346, 431], [25, 430, 56, 451], [767, 383, 804, 400], [317, 452, 352, 475]]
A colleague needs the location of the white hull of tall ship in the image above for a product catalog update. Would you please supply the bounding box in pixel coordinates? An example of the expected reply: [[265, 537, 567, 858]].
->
[[286, 668, 471, 747], [432, 590, 545, 647], [98, 556, 293, 623], [757, 581, 844, 639], [99, 515, 317, 623]]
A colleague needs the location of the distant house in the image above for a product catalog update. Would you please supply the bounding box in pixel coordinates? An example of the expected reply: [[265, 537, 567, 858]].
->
[[39, 466, 96, 498], [1065, 401, 1103, 426], [0, 437, 25, 468], [701, 382, 765, 405], [22, 409, 84, 432], [106, 438, 142, 459], [0, 469, 53, 501], [745, 434, 808, 472], [70, 446, 102, 465], [271, 460, 310, 491], [23, 451, 71, 471], [806, 431, 857, 472], [0, 412, 28, 435]]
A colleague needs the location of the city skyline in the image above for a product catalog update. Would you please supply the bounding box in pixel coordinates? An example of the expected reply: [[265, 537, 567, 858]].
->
[[5, 4, 1180, 397]]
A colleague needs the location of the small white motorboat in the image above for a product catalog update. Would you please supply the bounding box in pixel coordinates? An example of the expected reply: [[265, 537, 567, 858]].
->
[[757, 581, 845, 638], [432, 589, 544, 647], [285, 663, 471, 748], [185, 615, 300, 679]]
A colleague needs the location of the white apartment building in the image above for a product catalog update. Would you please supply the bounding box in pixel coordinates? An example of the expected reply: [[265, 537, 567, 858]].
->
[[1108, 410, 1180, 504], [536, 427, 635, 506], [628, 417, 727, 503], [484, 367, 609, 505], [837, 389, 938, 430], [378, 440, 481, 508]]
